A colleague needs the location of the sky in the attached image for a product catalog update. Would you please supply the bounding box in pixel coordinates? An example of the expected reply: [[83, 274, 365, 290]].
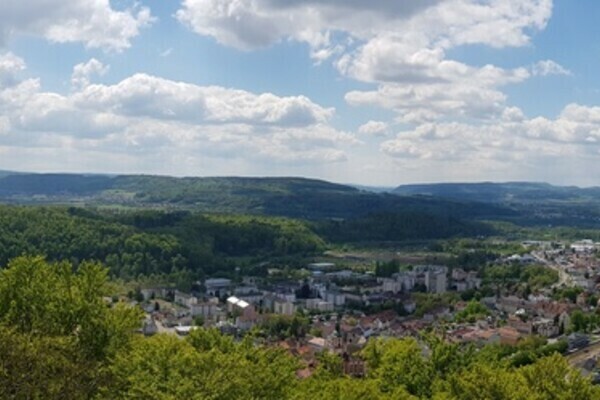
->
[[1, 0, 599, 187]]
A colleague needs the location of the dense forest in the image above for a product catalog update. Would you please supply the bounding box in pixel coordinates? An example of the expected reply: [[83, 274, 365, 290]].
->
[[0, 205, 502, 283], [0, 256, 597, 399], [0, 206, 324, 281]]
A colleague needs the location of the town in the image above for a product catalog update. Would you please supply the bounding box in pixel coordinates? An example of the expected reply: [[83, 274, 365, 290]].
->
[[133, 239, 600, 379]]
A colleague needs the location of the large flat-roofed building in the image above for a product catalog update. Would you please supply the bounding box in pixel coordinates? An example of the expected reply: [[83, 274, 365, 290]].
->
[[204, 278, 232, 296]]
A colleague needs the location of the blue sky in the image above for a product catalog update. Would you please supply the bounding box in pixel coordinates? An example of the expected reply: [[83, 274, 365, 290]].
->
[[0, 0, 599, 186]]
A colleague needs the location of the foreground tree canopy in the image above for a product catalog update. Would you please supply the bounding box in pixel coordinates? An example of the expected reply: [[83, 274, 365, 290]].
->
[[0, 256, 598, 399]]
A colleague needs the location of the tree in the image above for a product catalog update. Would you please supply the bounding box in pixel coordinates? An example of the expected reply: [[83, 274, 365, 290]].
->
[[363, 337, 434, 398], [0, 256, 143, 359], [520, 354, 600, 399]]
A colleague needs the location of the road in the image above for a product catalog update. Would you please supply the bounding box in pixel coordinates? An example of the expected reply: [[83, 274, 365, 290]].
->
[[566, 340, 600, 367], [531, 251, 573, 288]]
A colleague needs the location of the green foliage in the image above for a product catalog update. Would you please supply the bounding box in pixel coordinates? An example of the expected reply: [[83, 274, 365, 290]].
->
[[260, 314, 310, 340], [363, 337, 435, 397], [484, 264, 558, 291], [568, 310, 600, 333], [105, 329, 300, 399], [375, 260, 401, 277], [413, 292, 460, 317], [448, 249, 498, 270], [0, 253, 596, 399], [0, 256, 142, 360], [0, 256, 143, 399], [553, 286, 583, 303], [0, 206, 325, 281], [293, 376, 417, 400], [0, 206, 188, 279], [317, 212, 493, 244], [454, 300, 490, 323], [0, 327, 102, 399]]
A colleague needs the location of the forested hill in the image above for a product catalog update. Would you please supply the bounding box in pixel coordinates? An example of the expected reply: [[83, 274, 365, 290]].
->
[[0, 206, 326, 281], [393, 182, 600, 204], [0, 172, 513, 220], [0, 206, 494, 281], [393, 182, 600, 228]]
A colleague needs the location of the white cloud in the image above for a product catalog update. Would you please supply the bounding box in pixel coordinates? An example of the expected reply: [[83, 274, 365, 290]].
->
[[176, 0, 550, 51], [0, 0, 154, 51], [358, 120, 388, 136], [72, 73, 334, 127], [532, 60, 572, 76], [0, 52, 26, 88], [71, 58, 109, 89], [176, 0, 552, 123], [379, 104, 600, 181], [341, 35, 532, 122], [0, 58, 353, 167]]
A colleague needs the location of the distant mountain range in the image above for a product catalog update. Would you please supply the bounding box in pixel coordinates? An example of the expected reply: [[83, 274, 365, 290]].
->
[[0, 171, 598, 227], [0, 171, 510, 220], [393, 182, 600, 204]]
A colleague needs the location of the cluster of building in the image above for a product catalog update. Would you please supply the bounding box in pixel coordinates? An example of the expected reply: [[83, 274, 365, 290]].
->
[[136, 243, 600, 375], [519, 240, 600, 290]]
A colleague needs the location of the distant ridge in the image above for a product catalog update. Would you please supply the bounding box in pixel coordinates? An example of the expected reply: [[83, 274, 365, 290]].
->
[[0, 171, 511, 221], [393, 181, 600, 203]]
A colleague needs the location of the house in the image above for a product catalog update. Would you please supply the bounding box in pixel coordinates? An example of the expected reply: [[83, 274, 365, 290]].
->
[[394, 271, 417, 292], [142, 318, 158, 336], [532, 317, 559, 337], [459, 329, 500, 346], [174, 291, 198, 308], [274, 299, 296, 316], [359, 310, 397, 331], [308, 337, 327, 352], [325, 291, 345, 307], [191, 302, 221, 319], [571, 240, 596, 253], [496, 296, 530, 314], [452, 268, 468, 281], [424, 266, 447, 294], [498, 326, 522, 346], [227, 296, 259, 330], [304, 298, 334, 312], [205, 278, 232, 297], [466, 272, 482, 289], [141, 287, 170, 301], [381, 278, 402, 294], [507, 315, 533, 335]]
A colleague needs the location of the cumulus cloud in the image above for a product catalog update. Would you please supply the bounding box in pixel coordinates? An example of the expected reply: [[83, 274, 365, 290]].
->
[[71, 59, 109, 89], [0, 58, 353, 167], [0, 53, 26, 88], [176, 0, 550, 51], [176, 0, 553, 123], [72, 73, 334, 127], [379, 104, 600, 181], [358, 121, 389, 136], [0, 0, 154, 51]]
